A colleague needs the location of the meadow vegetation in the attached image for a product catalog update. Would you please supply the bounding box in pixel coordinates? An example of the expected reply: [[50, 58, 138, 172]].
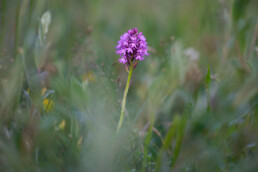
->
[[0, 0, 258, 171]]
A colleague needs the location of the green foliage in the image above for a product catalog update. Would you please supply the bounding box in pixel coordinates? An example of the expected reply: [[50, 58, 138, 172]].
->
[[232, 0, 250, 24], [0, 0, 258, 172]]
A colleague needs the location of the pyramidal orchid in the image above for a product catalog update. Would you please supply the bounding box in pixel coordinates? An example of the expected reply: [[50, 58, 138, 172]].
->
[[116, 28, 149, 133]]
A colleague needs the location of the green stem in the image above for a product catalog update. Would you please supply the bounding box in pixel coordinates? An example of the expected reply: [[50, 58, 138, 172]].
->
[[116, 64, 133, 133]]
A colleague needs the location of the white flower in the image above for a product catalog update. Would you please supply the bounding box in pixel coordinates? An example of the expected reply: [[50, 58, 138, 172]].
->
[[184, 47, 200, 61]]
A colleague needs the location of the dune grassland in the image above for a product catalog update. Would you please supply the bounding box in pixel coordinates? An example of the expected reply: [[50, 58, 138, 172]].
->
[[0, 0, 258, 171]]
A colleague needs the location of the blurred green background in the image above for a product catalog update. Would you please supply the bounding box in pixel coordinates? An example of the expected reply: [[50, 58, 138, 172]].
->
[[0, 0, 258, 171]]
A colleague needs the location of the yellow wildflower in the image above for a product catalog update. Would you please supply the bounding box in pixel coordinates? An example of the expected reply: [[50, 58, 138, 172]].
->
[[59, 120, 66, 130], [82, 72, 95, 82], [42, 98, 54, 112]]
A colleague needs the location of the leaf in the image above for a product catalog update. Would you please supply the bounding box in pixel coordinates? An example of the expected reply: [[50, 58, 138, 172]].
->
[[35, 11, 51, 70], [163, 116, 180, 149], [70, 117, 80, 141], [43, 89, 55, 99], [170, 115, 187, 167], [155, 115, 180, 172], [39, 11, 51, 45], [156, 104, 191, 171], [232, 0, 250, 25]]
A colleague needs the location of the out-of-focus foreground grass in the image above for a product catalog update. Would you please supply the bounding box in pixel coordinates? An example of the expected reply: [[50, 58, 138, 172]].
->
[[0, 0, 258, 171]]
